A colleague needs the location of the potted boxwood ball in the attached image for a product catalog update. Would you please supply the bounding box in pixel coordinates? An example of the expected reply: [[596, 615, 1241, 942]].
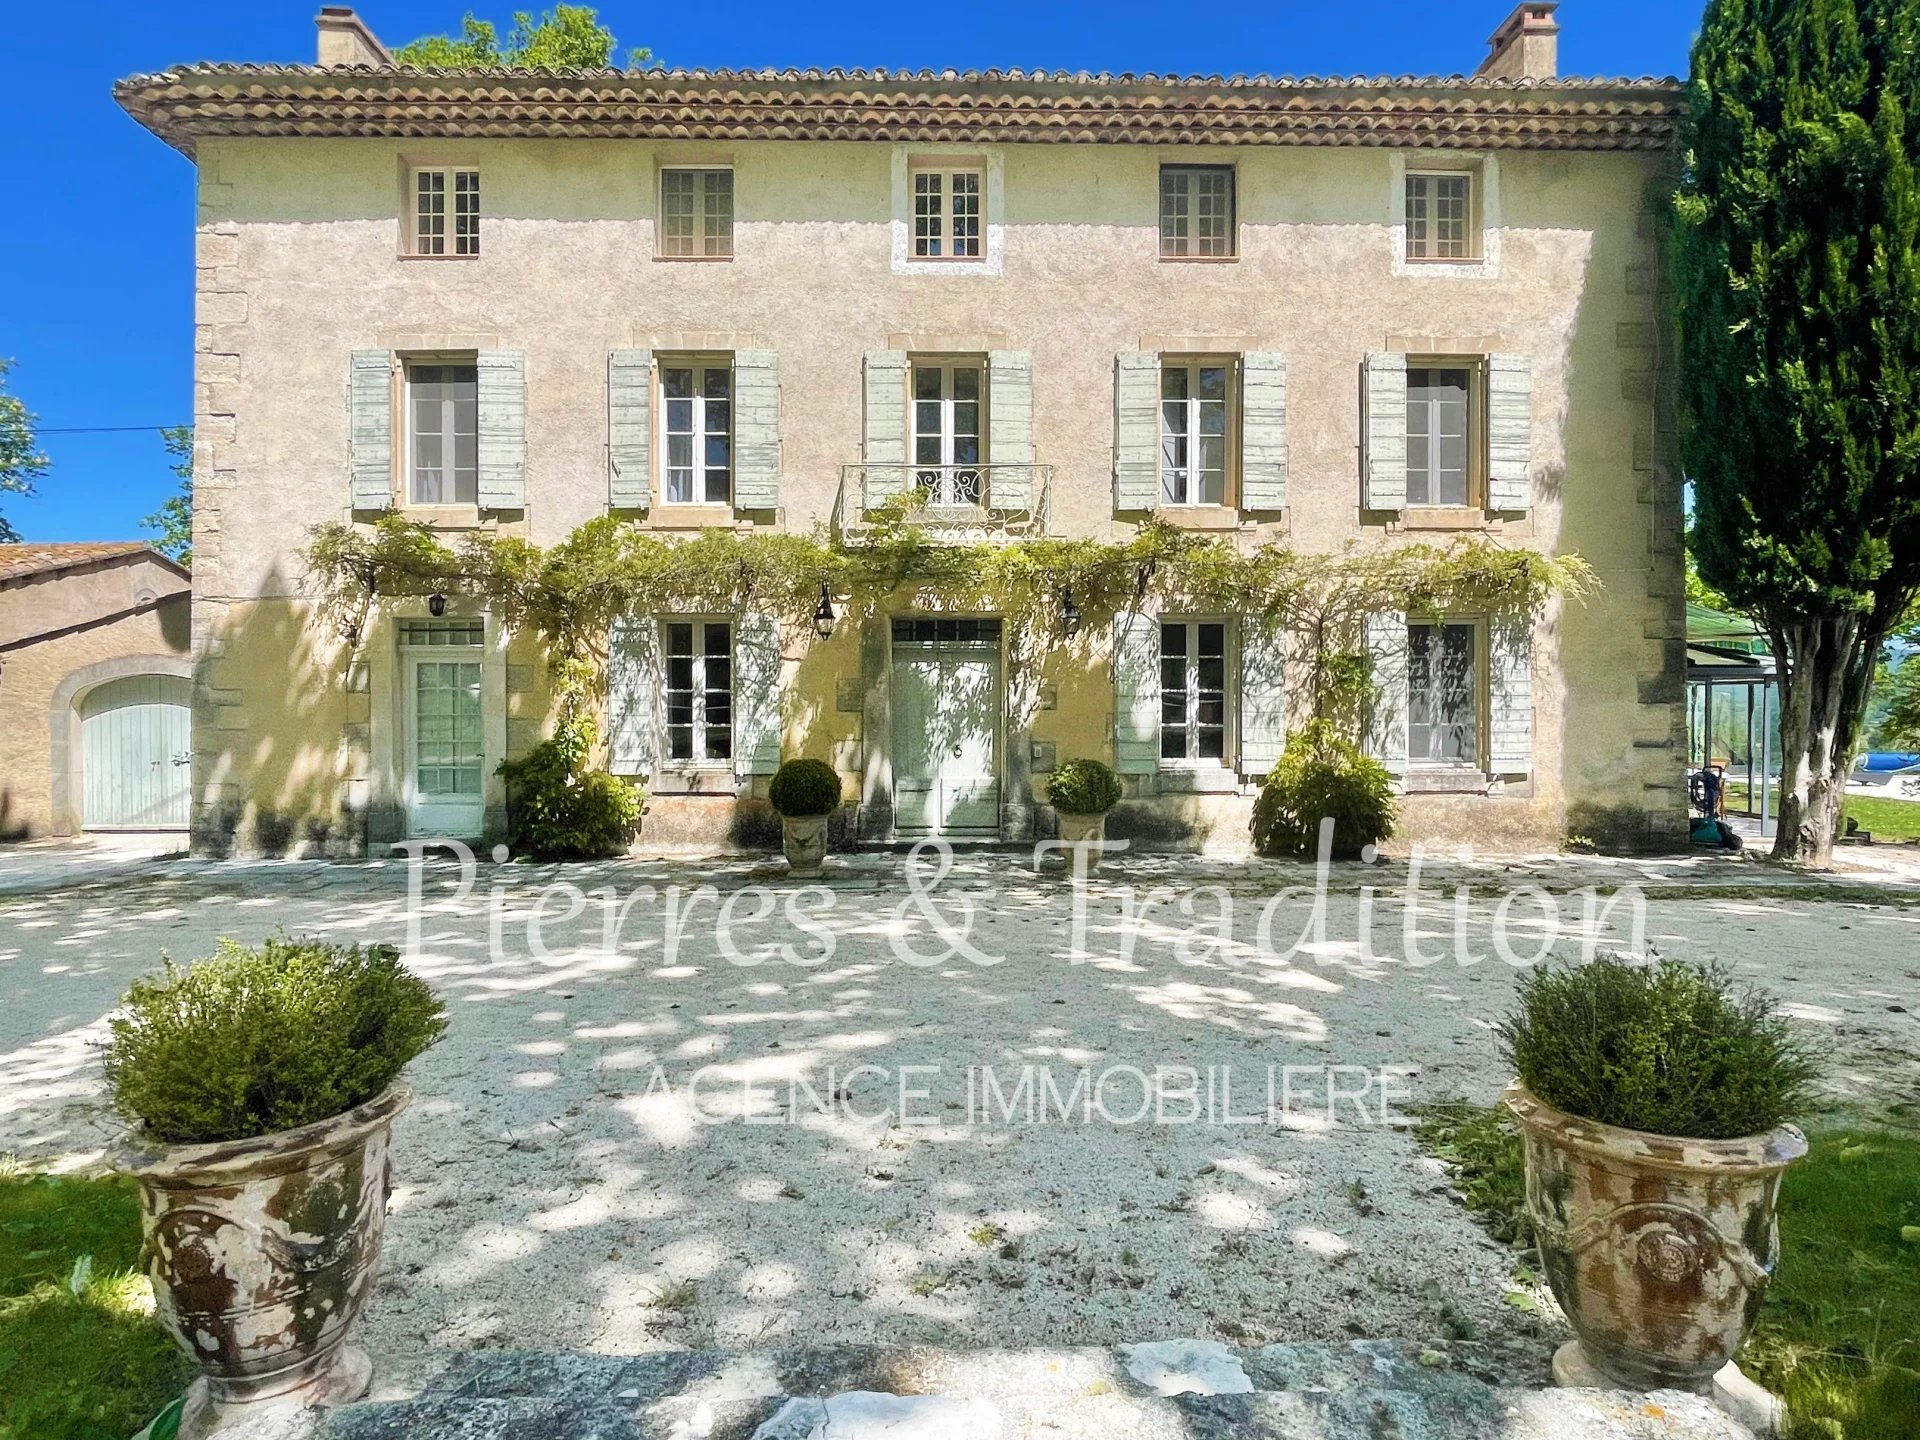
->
[[1498, 957, 1814, 1396], [107, 938, 446, 1435], [1046, 758, 1123, 870], [769, 757, 841, 877]]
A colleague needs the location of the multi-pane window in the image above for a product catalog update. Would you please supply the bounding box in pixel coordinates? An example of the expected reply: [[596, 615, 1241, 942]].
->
[[661, 363, 732, 504], [407, 363, 478, 505], [1405, 172, 1473, 261], [664, 621, 733, 764], [1159, 166, 1235, 258], [1409, 622, 1479, 766], [660, 168, 734, 259], [1160, 361, 1231, 506], [413, 168, 480, 256], [1406, 367, 1473, 506], [911, 167, 984, 259], [1160, 621, 1228, 763], [912, 361, 984, 505]]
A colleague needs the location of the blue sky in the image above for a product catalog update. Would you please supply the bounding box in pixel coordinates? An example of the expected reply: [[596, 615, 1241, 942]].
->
[[0, 1, 1700, 544]]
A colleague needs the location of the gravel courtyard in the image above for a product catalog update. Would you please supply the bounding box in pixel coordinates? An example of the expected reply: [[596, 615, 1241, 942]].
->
[[2, 846, 1915, 1396]]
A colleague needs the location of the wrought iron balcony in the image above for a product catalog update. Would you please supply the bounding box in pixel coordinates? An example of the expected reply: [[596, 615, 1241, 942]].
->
[[834, 464, 1052, 544]]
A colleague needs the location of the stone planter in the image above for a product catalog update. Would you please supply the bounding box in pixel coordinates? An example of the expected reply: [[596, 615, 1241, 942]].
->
[[781, 813, 828, 877], [1055, 810, 1109, 870], [114, 1083, 410, 1434], [1502, 1080, 1806, 1394]]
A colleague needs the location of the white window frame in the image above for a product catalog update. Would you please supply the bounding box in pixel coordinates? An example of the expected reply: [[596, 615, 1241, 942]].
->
[[1390, 154, 1501, 279], [1158, 358, 1236, 507], [1159, 618, 1233, 768], [657, 357, 734, 506], [1407, 617, 1486, 770], [409, 166, 480, 257], [1404, 170, 1476, 262], [661, 618, 735, 766], [658, 167, 735, 260], [910, 164, 985, 260], [403, 358, 479, 507], [1159, 165, 1236, 260], [890, 147, 1005, 276], [909, 357, 988, 506], [1405, 362, 1480, 508]]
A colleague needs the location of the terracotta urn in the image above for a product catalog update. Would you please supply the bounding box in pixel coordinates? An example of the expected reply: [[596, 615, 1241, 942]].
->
[[114, 1084, 410, 1433], [1055, 810, 1108, 870], [1502, 1080, 1806, 1393], [782, 813, 828, 878]]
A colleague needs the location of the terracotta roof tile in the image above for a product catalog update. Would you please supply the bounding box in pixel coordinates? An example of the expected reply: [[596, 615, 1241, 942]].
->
[[115, 66, 1685, 157], [0, 542, 161, 583]]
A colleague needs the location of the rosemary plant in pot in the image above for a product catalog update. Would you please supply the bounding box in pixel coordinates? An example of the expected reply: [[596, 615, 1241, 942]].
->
[[1498, 957, 1814, 1395], [106, 938, 446, 1434], [1046, 758, 1124, 869], [769, 757, 841, 878]]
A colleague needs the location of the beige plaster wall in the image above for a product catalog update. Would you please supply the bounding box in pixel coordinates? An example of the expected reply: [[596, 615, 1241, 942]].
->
[[189, 135, 1683, 854]]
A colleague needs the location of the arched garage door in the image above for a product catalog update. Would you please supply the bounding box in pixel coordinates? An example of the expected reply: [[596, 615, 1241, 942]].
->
[[80, 675, 191, 829]]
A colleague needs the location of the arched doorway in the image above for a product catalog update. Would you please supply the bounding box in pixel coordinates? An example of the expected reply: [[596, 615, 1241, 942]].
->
[[78, 674, 192, 829]]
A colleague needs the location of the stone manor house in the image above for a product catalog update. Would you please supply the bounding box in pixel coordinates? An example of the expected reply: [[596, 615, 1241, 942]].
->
[[114, 2, 1688, 856]]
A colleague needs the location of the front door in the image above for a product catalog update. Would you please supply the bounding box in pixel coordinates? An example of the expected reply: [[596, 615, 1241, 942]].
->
[[891, 617, 1001, 839], [405, 648, 486, 837], [80, 674, 191, 829]]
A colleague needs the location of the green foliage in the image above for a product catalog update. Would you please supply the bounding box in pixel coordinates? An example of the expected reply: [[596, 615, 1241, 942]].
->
[[104, 938, 448, 1145], [1250, 721, 1398, 858], [0, 358, 49, 545], [1498, 957, 1817, 1140], [1877, 655, 1920, 749], [496, 709, 642, 858], [139, 426, 192, 568], [1410, 1101, 1530, 1247], [0, 1168, 192, 1440], [1046, 758, 1123, 816], [392, 6, 649, 68], [768, 758, 841, 817]]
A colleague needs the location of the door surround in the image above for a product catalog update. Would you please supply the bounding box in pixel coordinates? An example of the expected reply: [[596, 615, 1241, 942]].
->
[[48, 654, 195, 837]]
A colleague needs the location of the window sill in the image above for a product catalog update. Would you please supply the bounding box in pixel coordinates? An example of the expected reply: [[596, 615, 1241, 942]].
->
[[652, 253, 735, 263], [1404, 768, 1492, 795], [1158, 254, 1240, 264], [1154, 506, 1244, 531], [398, 252, 481, 263], [1155, 765, 1241, 795], [1398, 507, 1498, 532], [644, 504, 739, 529], [651, 765, 739, 796], [1402, 254, 1486, 267], [393, 506, 490, 530]]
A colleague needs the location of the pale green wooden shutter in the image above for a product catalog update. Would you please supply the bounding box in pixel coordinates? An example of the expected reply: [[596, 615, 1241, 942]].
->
[[862, 351, 908, 506], [1365, 610, 1409, 777], [1240, 353, 1289, 512], [733, 349, 781, 511], [476, 349, 526, 510], [1488, 353, 1533, 511], [1363, 352, 1408, 511], [607, 617, 660, 777], [608, 349, 651, 510], [733, 612, 783, 777], [1113, 610, 1161, 775], [987, 350, 1034, 511], [1239, 618, 1287, 775], [1489, 617, 1534, 776], [349, 350, 394, 510], [1114, 353, 1160, 512]]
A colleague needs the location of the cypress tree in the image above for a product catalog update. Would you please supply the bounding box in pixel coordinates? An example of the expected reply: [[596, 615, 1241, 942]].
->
[[1675, 0, 1920, 861]]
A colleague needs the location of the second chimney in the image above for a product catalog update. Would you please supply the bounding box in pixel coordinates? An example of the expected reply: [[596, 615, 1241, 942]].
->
[[316, 7, 393, 67], [1475, 2, 1560, 82]]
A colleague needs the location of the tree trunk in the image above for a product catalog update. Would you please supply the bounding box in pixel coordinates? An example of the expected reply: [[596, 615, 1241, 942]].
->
[[1770, 616, 1862, 865]]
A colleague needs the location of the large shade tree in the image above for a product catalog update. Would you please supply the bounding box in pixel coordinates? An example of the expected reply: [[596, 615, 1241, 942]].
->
[[1674, 0, 1920, 862], [0, 359, 49, 543]]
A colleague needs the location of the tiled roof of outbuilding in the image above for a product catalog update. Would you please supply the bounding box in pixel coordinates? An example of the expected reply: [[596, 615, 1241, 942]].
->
[[114, 64, 1685, 158], [0, 542, 161, 583]]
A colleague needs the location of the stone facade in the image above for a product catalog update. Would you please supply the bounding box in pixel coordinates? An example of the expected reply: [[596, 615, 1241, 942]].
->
[[120, 6, 1688, 858]]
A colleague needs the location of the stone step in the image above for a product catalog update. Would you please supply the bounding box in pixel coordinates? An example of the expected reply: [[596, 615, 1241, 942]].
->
[[315, 1340, 1757, 1440]]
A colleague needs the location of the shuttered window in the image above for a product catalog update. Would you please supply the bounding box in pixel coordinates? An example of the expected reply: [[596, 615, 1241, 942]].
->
[[407, 363, 478, 505], [1407, 367, 1473, 507], [1408, 621, 1479, 767], [1159, 166, 1235, 258], [412, 168, 480, 256], [1160, 361, 1231, 506], [1160, 620, 1229, 764], [912, 359, 984, 505], [661, 362, 732, 504], [664, 621, 733, 764], [660, 168, 734, 259]]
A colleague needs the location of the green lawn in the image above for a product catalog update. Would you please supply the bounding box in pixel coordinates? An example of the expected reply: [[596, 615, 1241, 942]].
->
[[0, 1165, 192, 1440], [1719, 784, 1920, 844], [1414, 1107, 1920, 1439]]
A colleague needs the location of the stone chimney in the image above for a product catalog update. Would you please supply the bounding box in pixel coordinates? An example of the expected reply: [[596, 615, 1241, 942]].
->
[[316, 7, 392, 67], [1475, 2, 1560, 82]]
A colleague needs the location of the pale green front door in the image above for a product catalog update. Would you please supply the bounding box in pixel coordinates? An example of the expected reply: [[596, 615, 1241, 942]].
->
[[80, 675, 191, 829], [891, 618, 1001, 838], [407, 656, 485, 836]]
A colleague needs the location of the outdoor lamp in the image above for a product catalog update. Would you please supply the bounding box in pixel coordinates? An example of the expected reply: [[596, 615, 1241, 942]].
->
[[427, 592, 448, 617], [812, 583, 837, 639], [1060, 587, 1082, 635]]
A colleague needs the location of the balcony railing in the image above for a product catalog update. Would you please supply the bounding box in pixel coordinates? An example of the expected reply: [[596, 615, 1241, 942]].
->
[[834, 464, 1052, 544]]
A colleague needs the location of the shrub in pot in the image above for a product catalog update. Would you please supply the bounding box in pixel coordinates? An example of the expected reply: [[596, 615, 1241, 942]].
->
[[107, 938, 446, 1433], [1250, 720, 1397, 859], [1046, 758, 1123, 869], [769, 758, 840, 877], [1497, 957, 1815, 1394]]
